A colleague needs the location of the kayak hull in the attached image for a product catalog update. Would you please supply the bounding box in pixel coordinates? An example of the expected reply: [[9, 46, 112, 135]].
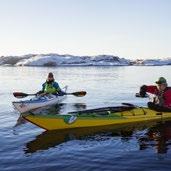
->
[[13, 87, 67, 113], [23, 107, 171, 131]]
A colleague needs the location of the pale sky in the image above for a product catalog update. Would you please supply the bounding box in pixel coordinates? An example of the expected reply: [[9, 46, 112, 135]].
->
[[0, 0, 171, 59]]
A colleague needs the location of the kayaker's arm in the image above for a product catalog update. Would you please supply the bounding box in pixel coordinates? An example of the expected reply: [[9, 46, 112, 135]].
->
[[139, 85, 158, 97], [36, 83, 47, 95], [53, 82, 66, 95], [146, 85, 158, 94]]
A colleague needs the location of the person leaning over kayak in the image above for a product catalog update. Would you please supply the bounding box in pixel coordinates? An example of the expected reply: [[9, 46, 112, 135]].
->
[[139, 77, 171, 111], [38, 72, 65, 96]]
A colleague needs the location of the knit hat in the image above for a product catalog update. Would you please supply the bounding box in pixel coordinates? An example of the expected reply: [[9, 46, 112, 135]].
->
[[48, 72, 54, 78], [155, 77, 167, 84]]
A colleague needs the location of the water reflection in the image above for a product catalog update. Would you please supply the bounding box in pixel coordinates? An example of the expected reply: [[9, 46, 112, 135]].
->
[[14, 115, 27, 127], [29, 103, 87, 115], [138, 121, 171, 154], [23, 121, 171, 155], [24, 122, 160, 154]]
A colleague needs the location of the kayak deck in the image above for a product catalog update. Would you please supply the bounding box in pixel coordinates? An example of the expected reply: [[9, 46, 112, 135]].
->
[[23, 107, 171, 131]]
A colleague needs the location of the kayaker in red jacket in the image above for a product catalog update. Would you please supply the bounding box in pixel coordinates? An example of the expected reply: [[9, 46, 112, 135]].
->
[[139, 77, 171, 111]]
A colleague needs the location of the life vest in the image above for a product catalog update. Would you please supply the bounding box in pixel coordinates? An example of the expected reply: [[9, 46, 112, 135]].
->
[[44, 82, 58, 94]]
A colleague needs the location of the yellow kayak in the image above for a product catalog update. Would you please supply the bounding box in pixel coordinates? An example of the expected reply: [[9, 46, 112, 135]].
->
[[23, 106, 171, 131]]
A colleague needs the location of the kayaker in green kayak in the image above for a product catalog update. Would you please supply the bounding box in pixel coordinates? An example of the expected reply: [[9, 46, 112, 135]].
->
[[138, 77, 171, 111], [38, 72, 65, 96]]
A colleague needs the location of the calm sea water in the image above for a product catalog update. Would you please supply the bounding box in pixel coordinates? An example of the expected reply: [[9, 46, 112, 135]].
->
[[0, 66, 171, 171]]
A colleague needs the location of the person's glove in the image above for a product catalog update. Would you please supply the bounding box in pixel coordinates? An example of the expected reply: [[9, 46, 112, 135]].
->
[[139, 85, 147, 97]]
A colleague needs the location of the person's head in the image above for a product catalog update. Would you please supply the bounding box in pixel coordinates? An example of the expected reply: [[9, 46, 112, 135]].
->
[[155, 77, 167, 91], [47, 72, 54, 82]]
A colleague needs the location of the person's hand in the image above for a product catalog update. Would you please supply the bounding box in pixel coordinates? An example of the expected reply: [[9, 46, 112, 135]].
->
[[139, 85, 147, 97], [39, 92, 48, 97], [36, 91, 43, 96]]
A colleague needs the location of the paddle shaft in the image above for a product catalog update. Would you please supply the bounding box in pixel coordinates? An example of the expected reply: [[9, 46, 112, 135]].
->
[[13, 91, 86, 98]]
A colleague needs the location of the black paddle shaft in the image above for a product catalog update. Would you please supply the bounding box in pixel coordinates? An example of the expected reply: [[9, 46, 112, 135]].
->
[[69, 106, 135, 115]]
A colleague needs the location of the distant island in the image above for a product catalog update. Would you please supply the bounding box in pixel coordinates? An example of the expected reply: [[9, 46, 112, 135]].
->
[[0, 53, 171, 66]]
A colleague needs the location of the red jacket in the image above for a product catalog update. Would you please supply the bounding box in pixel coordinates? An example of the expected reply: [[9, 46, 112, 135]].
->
[[146, 86, 171, 108]]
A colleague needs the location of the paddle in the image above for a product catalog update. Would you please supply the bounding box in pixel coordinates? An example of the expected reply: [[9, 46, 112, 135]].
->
[[66, 91, 86, 97], [69, 105, 136, 116], [13, 92, 36, 98], [13, 91, 87, 98], [122, 103, 136, 107]]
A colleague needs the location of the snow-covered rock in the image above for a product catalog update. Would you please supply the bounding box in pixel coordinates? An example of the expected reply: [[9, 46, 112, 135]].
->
[[0, 53, 171, 66], [13, 54, 130, 66], [15, 55, 90, 66], [132, 58, 171, 66], [143, 59, 171, 66], [0, 54, 35, 65]]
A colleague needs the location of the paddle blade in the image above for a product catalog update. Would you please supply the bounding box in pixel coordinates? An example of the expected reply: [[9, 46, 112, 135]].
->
[[13, 92, 29, 98], [71, 91, 87, 97], [122, 103, 136, 107]]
